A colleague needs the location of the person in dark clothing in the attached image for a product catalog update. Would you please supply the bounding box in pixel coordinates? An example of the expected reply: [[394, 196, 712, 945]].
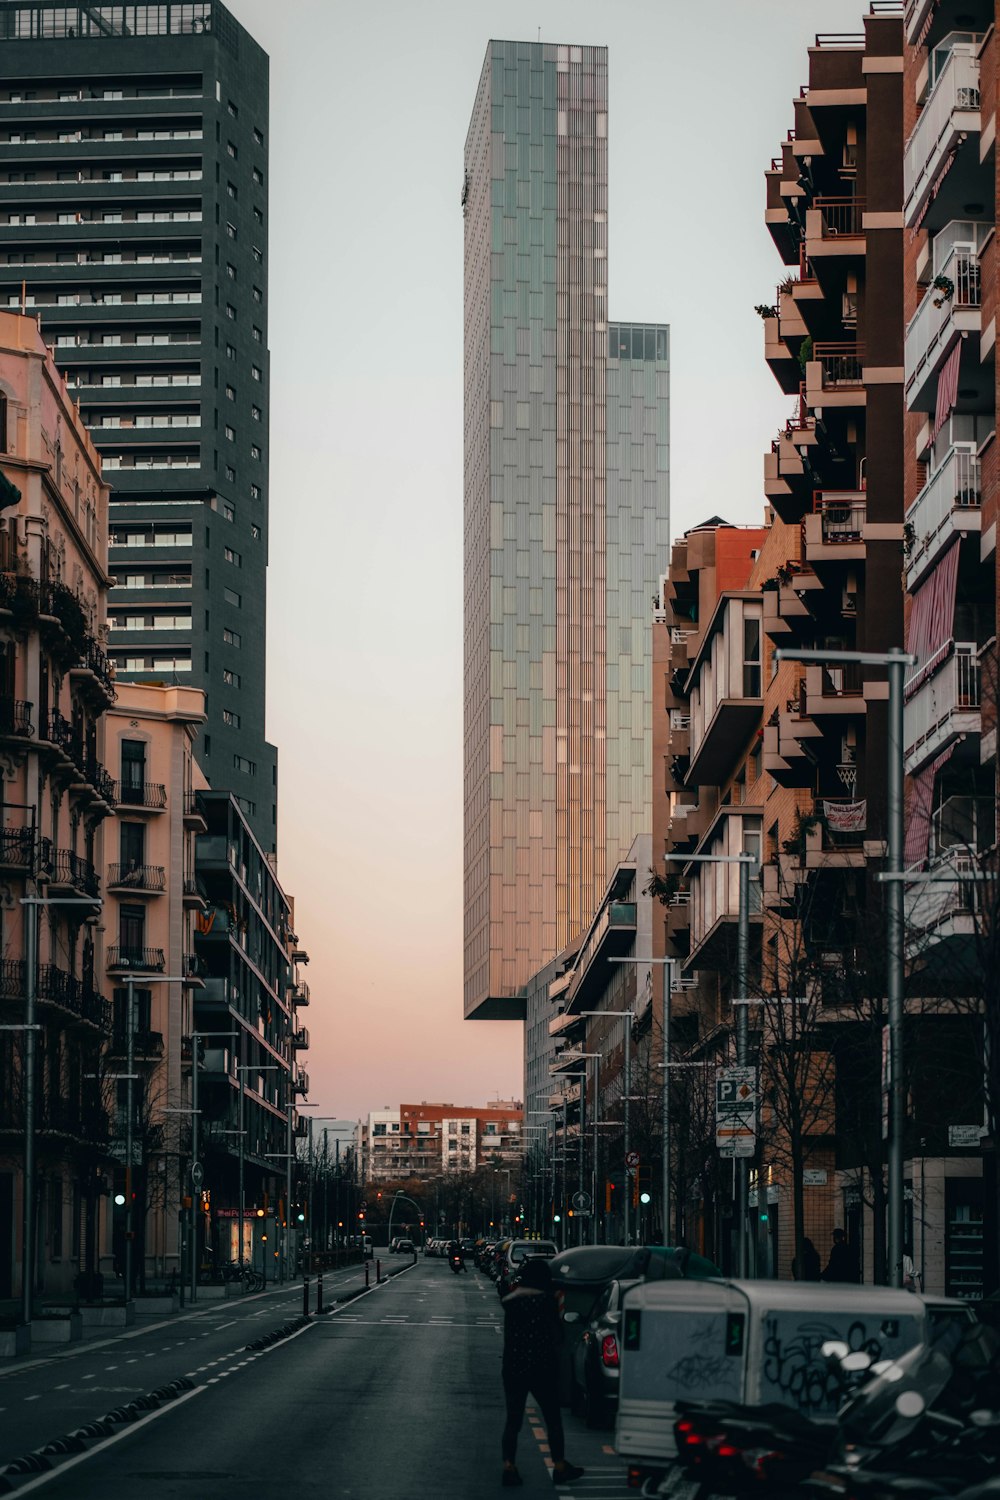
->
[[500, 1257, 584, 1488], [447, 1239, 468, 1272], [792, 1238, 821, 1281], [821, 1228, 860, 1283]]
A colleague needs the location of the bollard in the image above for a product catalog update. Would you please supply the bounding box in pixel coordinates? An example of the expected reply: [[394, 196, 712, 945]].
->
[[365, 1262, 370, 1288], [376, 1258, 382, 1284], [316, 1273, 324, 1315], [302, 1275, 310, 1318]]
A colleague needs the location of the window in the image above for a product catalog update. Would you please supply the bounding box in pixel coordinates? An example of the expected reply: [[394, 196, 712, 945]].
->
[[253, 127, 264, 145], [225, 303, 236, 320], [226, 140, 237, 158], [222, 502, 235, 522], [250, 483, 261, 500], [251, 524, 260, 540], [226, 342, 236, 359], [226, 221, 237, 240], [224, 424, 235, 442], [223, 668, 241, 687], [252, 245, 262, 264], [251, 365, 262, 382], [222, 709, 241, 728], [224, 464, 236, 482], [252, 166, 263, 186], [228, 101, 238, 118], [225, 384, 235, 401], [252, 285, 262, 304], [226, 181, 237, 199], [226, 262, 236, 280], [233, 755, 255, 775], [251, 405, 261, 422], [253, 206, 263, 225], [743, 615, 762, 698], [250, 444, 261, 461], [224, 588, 241, 606], [224, 547, 241, 566], [252, 326, 262, 342], [223, 628, 241, 647], [120, 739, 146, 800]]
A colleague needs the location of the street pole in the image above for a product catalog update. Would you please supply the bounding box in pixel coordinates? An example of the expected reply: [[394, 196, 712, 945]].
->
[[663, 963, 672, 1244], [22, 897, 36, 1327], [125, 976, 135, 1302], [624, 1021, 631, 1246], [887, 647, 906, 1291], [191, 1031, 198, 1305], [736, 858, 752, 1278], [238, 1059, 245, 1266], [578, 1074, 585, 1246], [285, 1098, 293, 1283]]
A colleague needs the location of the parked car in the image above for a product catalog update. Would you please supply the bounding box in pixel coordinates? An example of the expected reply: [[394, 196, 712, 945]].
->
[[570, 1276, 640, 1428], [497, 1239, 558, 1297]]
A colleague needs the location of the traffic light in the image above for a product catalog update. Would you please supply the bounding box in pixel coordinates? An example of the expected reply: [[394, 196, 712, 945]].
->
[[637, 1165, 653, 1207], [296, 1207, 305, 1223], [605, 1180, 615, 1213], [357, 1210, 365, 1221]]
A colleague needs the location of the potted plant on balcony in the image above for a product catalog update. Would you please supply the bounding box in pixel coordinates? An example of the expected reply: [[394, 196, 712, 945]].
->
[[932, 273, 954, 308]]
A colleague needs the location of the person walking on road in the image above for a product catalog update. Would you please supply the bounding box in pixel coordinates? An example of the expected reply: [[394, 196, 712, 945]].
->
[[821, 1228, 860, 1283], [500, 1257, 585, 1488]]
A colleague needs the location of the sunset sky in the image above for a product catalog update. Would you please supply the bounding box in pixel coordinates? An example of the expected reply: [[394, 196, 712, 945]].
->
[[230, 0, 869, 1122]]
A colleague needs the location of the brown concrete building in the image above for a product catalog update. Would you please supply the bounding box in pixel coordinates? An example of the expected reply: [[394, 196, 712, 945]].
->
[[0, 308, 114, 1308], [363, 1101, 524, 1185]]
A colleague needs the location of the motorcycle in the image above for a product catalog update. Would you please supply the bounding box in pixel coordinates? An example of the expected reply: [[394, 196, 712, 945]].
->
[[449, 1252, 464, 1275]]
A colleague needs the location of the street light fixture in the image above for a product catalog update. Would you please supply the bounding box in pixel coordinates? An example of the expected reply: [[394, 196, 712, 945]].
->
[[607, 957, 677, 1243], [579, 1010, 637, 1244], [774, 643, 916, 1289]]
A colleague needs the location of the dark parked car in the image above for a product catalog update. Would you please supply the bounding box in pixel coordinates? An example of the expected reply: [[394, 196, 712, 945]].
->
[[570, 1277, 640, 1427], [497, 1239, 558, 1297]]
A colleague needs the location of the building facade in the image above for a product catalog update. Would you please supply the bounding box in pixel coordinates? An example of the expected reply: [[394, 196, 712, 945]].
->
[[363, 1101, 524, 1184], [0, 0, 277, 851], [0, 307, 113, 1305], [462, 39, 669, 1020]]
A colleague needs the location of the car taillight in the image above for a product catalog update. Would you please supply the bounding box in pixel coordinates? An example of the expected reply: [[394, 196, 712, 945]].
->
[[601, 1334, 619, 1368]]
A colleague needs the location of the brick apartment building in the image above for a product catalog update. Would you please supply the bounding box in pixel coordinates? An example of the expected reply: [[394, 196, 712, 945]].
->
[[362, 1101, 524, 1185]]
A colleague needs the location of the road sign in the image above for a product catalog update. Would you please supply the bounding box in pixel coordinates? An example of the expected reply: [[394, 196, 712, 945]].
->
[[625, 1149, 640, 1169], [190, 1162, 204, 1188], [715, 1066, 758, 1158], [572, 1190, 592, 1211]]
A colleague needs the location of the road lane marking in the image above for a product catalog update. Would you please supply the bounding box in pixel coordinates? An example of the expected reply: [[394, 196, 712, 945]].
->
[[24, 1394, 40, 1401], [215, 1319, 237, 1330]]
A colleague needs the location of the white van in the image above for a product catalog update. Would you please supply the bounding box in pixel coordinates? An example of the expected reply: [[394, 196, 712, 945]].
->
[[615, 1279, 927, 1484]]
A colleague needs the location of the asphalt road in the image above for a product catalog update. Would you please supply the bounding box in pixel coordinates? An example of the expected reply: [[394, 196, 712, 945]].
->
[[3, 1258, 628, 1499]]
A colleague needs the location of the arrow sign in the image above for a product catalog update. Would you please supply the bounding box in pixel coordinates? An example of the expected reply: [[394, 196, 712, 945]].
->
[[625, 1149, 640, 1169]]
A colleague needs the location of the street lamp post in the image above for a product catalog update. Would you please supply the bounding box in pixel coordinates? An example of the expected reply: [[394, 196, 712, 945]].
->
[[774, 644, 915, 1288], [665, 853, 757, 1274], [19, 894, 100, 1326], [579, 1011, 637, 1244], [549, 1070, 587, 1247], [235, 1061, 280, 1271], [606, 958, 676, 1243]]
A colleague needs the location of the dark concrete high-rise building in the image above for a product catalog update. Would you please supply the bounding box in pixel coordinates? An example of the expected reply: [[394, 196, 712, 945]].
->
[[463, 40, 669, 1021], [0, 1, 276, 850]]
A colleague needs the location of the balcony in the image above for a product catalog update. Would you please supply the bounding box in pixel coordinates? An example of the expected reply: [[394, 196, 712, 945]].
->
[[183, 875, 207, 909], [905, 445, 980, 590], [905, 247, 980, 412], [762, 853, 808, 916], [685, 811, 763, 972], [0, 697, 33, 739], [803, 492, 867, 566], [183, 789, 207, 829], [905, 847, 979, 986], [113, 779, 167, 810], [108, 1028, 164, 1062], [805, 198, 866, 269], [107, 863, 166, 894], [107, 945, 165, 973], [291, 1027, 309, 1050], [294, 1070, 309, 1096], [805, 344, 866, 408], [904, 44, 981, 228], [904, 641, 981, 772], [0, 826, 37, 870], [69, 639, 116, 706], [803, 661, 867, 721], [563, 897, 639, 1010], [49, 848, 100, 898], [0, 958, 110, 1030]]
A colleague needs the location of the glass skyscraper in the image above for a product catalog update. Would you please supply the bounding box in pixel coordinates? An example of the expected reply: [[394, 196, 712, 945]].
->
[[463, 40, 669, 1020]]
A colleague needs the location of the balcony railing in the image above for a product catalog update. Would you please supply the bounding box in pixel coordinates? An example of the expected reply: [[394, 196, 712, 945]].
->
[[0, 958, 110, 1028], [0, 826, 35, 869], [113, 779, 167, 809], [292, 1027, 310, 1050], [904, 44, 980, 225], [50, 848, 100, 897], [73, 639, 116, 700], [904, 641, 981, 770], [814, 491, 866, 542], [0, 697, 33, 737], [107, 863, 166, 892], [110, 1028, 164, 1060], [814, 343, 865, 387], [931, 793, 996, 860], [906, 446, 981, 586], [905, 246, 980, 398], [107, 946, 165, 972], [816, 197, 865, 237]]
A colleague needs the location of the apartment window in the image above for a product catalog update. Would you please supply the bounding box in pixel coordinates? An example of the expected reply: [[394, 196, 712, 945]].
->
[[226, 141, 237, 158], [252, 326, 262, 342], [223, 628, 241, 647], [743, 615, 762, 698], [222, 709, 240, 728], [251, 405, 261, 422], [102, 211, 122, 222], [226, 262, 236, 281], [225, 304, 236, 321], [225, 464, 236, 482], [225, 384, 235, 401], [252, 286, 262, 304], [228, 101, 238, 118], [224, 424, 235, 442], [226, 181, 237, 199], [250, 483, 261, 500], [226, 342, 236, 359], [222, 668, 240, 687], [224, 547, 241, 566], [250, 445, 261, 462], [251, 365, 262, 382], [253, 207, 263, 225], [252, 167, 263, 186], [233, 755, 255, 775], [224, 588, 241, 607], [253, 127, 264, 146], [252, 245, 263, 265], [222, 502, 235, 522], [226, 221, 237, 240], [251, 524, 260, 541]]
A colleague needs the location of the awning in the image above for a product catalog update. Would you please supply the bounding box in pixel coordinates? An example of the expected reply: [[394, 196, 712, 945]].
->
[[905, 537, 960, 697], [931, 337, 963, 445], [903, 743, 956, 866]]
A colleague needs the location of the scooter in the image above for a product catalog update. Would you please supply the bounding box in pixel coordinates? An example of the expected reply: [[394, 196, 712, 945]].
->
[[449, 1251, 464, 1274]]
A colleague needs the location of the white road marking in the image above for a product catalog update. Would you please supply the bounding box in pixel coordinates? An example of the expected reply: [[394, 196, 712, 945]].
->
[[24, 1394, 40, 1401], [215, 1319, 237, 1330]]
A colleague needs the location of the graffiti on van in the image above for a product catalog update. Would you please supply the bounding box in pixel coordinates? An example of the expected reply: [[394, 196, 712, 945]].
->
[[667, 1317, 732, 1391], [762, 1317, 884, 1412]]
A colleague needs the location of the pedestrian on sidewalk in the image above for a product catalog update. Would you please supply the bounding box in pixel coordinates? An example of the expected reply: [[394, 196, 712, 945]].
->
[[499, 1257, 585, 1489]]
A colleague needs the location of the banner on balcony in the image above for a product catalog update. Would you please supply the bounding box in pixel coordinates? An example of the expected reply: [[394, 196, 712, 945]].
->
[[823, 799, 867, 833]]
